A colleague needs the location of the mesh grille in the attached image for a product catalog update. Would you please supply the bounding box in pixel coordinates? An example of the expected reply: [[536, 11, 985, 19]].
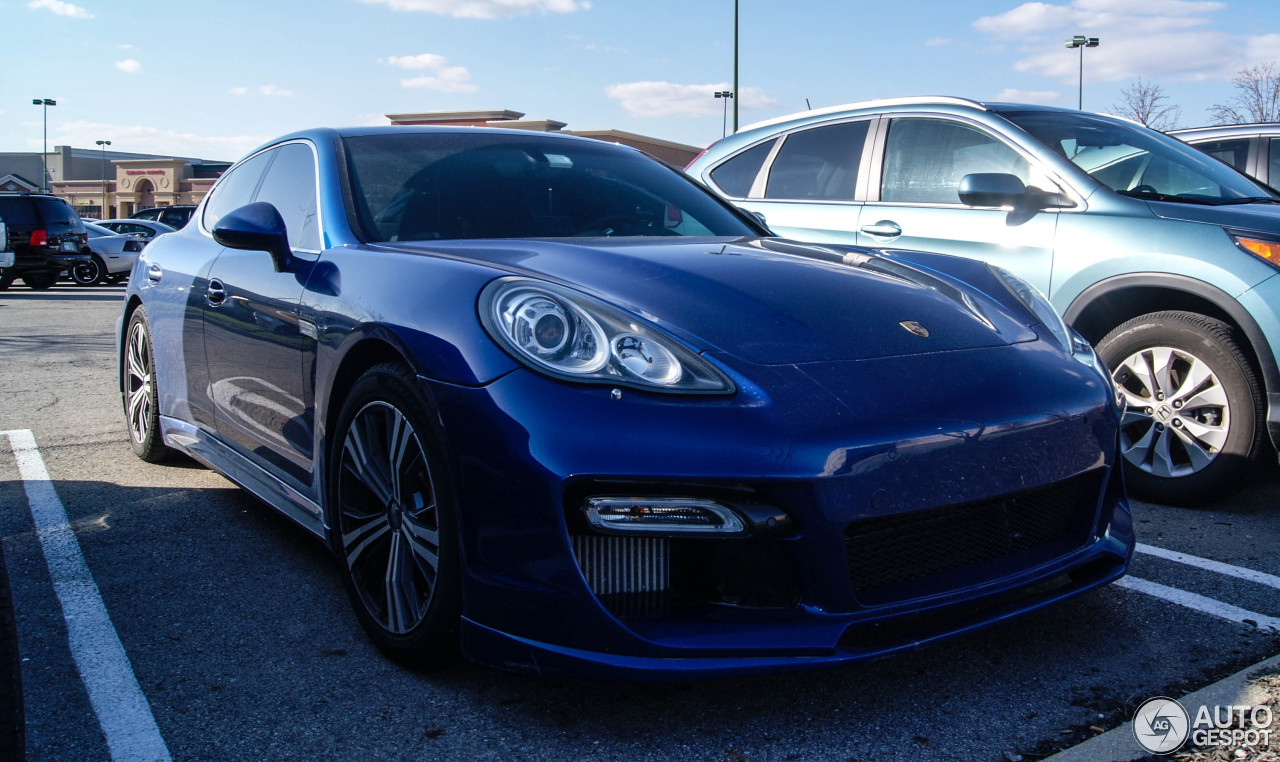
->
[[845, 472, 1098, 599]]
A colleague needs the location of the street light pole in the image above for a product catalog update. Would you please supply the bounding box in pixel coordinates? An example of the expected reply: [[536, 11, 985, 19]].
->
[[31, 98, 56, 192], [715, 91, 734, 138], [732, 0, 739, 134], [1064, 36, 1100, 110], [96, 140, 111, 219]]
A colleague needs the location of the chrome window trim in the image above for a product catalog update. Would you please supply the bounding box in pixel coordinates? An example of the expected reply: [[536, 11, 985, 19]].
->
[[198, 139, 325, 254]]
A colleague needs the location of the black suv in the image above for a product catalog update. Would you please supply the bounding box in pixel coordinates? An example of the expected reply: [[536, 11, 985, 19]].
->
[[130, 205, 196, 229], [0, 194, 92, 290]]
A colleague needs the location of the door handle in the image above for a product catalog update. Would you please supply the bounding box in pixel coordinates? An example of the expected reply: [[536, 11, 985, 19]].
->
[[206, 279, 227, 306], [860, 221, 902, 238], [147, 263, 162, 283]]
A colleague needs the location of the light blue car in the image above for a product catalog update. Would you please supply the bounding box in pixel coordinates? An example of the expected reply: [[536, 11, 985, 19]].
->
[[687, 97, 1280, 506]]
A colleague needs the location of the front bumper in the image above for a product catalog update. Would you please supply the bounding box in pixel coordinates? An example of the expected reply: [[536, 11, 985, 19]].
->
[[428, 340, 1134, 680]]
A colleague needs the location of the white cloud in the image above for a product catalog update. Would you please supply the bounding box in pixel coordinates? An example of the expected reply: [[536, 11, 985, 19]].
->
[[383, 54, 477, 92], [605, 81, 776, 118], [228, 85, 294, 97], [115, 59, 142, 74], [359, 0, 588, 19], [27, 0, 92, 18], [925, 37, 953, 46], [49, 120, 268, 162], [993, 88, 1063, 104], [971, 0, 1277, 84], [119, 44, 135, 50]]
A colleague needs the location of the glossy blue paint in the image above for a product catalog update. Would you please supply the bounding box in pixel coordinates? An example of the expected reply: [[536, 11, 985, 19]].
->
[[121, 126, 1133, 680]]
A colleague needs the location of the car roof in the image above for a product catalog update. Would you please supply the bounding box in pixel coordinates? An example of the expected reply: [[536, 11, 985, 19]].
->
[[1169, 123, 1280, 139]]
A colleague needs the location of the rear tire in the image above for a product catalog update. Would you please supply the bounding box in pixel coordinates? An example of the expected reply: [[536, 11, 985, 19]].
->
[[0, 275, 11, 292], [1096, 310, 1264, 506], [21, 272, 56, 290], [71, 256, 106, 286], [122, 308, 173, 462], [328, 363, 461, 667]]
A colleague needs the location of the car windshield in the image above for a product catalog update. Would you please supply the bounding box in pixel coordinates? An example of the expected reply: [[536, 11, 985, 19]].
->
[[342, 132, 761, 242], [1001, 110, 1277, 205]]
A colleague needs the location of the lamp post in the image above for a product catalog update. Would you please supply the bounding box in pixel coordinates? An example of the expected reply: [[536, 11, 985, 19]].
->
[[715, 91, 734, 138], [31, 98, 56, 192], [1064, 35, 1099, 110], [732, 0, 739, 134], [96, 140, 111, 219]]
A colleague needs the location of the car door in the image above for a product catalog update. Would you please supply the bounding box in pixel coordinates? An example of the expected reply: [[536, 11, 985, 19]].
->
[[857, 115, 1062, 294], [203, 142, 322, 492], [725, 119, 874, 245]]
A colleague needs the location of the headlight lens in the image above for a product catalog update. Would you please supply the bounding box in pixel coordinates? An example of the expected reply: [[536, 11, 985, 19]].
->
[[481, 278, 735, 394], [989, 265, 1071, 350]]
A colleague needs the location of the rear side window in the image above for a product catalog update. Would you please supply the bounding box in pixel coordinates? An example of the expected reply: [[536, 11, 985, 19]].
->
[[765, 121, 869, 201], [1191, 138, 1250, 172], [252, 143, 321, 250], [202, 152, 273, 231], [881, 118, 1029, 204], [1270, 138, 1280, 186], [0, 199, 39, 226], [709, 139, 775, 198]]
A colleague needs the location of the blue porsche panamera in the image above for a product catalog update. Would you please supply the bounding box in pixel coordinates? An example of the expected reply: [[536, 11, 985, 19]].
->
[[118, 126, 1133, 680]]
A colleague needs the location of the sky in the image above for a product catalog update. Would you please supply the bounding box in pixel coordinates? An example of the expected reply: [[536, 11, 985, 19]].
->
[[2, 0, 1279, 163]]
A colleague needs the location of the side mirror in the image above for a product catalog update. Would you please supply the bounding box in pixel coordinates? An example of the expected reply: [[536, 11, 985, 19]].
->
[[213, 202, 292, 272], [737, 207, 771, 233], [958, 173, 1028, 208]]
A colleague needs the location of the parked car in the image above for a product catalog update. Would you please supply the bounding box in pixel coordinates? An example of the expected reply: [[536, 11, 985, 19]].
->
[[0, 193, 92, 290], [0, 217, 10, 270], [129, 205, 196, 229], [120, 126, 1132, 680], [94, 218, 176, 240], [73, 222, 146, 285], [1170, 124, 1280, 187], [687, 97, 1280, 506]]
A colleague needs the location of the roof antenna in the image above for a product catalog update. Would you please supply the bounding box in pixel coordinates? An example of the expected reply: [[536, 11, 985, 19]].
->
[[806, 98, 812, 110]]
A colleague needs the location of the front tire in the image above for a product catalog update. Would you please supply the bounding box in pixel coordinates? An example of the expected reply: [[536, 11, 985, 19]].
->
[[1097, 310, 1264, 506], [71, 256, 106, 286], [328, 363, 461, 666], [122, 308, 172, 462]]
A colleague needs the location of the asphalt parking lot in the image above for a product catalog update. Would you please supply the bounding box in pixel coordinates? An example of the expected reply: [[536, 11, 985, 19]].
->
[[3, 285, 1279, 762]]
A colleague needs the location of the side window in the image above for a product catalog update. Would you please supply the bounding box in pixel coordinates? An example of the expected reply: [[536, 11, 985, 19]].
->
[[764, 121, 869, 201], [1191, 138, 1250, 173], [1269, 138, 1280, 185], [252, 143, 321, 250], [202, 151, 272, 231], [708, 139, 776, 198], [881, 118, 1030, 204]]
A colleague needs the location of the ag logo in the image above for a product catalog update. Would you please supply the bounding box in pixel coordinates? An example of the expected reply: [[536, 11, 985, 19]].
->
[[1133, 697, 1190, 754]]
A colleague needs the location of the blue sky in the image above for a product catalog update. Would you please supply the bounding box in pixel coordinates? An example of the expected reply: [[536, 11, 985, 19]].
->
[[3, 0, 1278, 162]]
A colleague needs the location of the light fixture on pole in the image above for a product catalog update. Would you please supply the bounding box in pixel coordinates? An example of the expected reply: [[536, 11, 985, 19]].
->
[[32, 98, 56, 192], [715, 91, 734, 138], [1064, 35, 1099, 110], [96, 140, 112, 218]]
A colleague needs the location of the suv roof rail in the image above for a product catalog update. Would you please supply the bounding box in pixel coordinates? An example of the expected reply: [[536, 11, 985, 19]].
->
[[740, 95, 987, 133], [1170, 123, 1280, 134]]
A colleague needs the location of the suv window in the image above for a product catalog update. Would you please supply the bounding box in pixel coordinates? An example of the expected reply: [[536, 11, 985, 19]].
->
[[1192, 138, 1250, 173], [202, 151, 273, 231], [0, 198, 39, 226], [881, 118, 1030, 204], [765, 122, 868, 201], [1270, 138, 1280, 185], [252, 143, 321, 250], [709, 139, 775, 198]]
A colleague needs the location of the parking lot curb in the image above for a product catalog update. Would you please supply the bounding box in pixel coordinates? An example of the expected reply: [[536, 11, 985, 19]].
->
[[1044, 651, 1280, 762]]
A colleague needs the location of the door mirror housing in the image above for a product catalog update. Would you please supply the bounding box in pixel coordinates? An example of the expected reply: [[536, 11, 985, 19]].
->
[[212, 202, 292, 272], [958, 173, 1028, 208]]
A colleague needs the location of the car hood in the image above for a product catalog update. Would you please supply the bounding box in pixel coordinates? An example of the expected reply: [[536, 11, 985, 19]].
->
[[383, 237, 1038, 365], [1145, 199, 1280, 232]]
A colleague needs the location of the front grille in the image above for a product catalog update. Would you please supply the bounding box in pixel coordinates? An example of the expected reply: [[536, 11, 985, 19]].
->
[[571, 535, 670, 596], [845, 472, 1099, 602]]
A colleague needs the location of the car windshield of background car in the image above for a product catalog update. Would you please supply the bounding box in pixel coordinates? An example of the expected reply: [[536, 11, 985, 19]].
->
[[1002, 110, 1276, 204], [342, 133, 762, 242]]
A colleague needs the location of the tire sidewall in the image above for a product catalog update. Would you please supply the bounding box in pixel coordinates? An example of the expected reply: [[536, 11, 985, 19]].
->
[[1097, 312, 1263, 504], [326, 363, 462, 662], [72, 256, 104, 286], [123, 308, 166, 461]]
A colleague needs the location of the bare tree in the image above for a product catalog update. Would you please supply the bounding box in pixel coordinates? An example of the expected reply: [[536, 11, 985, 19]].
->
[[1112, 79, 1182, 130], [1210, 62, 1280, 124]]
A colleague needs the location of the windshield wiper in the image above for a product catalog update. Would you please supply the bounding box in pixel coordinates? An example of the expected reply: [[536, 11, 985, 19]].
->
[[1213, 196, 1280, 205], [1115, 189, 1213, 205]]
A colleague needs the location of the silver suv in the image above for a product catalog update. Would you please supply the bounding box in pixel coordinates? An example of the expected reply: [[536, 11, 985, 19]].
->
[[1171, 124, 1280, 187]]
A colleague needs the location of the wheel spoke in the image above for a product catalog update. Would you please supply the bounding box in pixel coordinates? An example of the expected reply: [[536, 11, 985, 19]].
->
[[1148, 425, 1178, 478], [387, 408, 415, 503], [1176, 417, 1228, 455], [1145, 347, 1179, 400], [402, 514, 440, 578], [128, 385, 150, 439], [343, 419, 393, 506], [383, 533, 420, 634], [342, 511, 391, 567]]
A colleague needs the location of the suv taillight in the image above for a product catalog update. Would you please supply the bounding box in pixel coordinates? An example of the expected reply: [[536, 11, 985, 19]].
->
[[29, 230, 47, 247]]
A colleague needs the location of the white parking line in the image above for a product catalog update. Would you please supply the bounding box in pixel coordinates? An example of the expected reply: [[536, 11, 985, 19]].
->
[[1114, 576, 1280, 632], [1136, 542, 1280, 591], [2, 429, 171, 762]]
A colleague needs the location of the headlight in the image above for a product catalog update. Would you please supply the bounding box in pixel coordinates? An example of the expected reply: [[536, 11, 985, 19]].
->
[[989, 265, 1071, 350], [480, 278, 735, 394]]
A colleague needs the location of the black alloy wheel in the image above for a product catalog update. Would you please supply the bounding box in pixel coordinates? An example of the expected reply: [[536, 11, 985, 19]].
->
[[122, 308, 172, 462], [71, 256, 106, 286]]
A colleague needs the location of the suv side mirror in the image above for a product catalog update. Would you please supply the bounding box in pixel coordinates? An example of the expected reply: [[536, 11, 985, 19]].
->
[[958, 173, 1029, 207], [213, 202, 292, 272]]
